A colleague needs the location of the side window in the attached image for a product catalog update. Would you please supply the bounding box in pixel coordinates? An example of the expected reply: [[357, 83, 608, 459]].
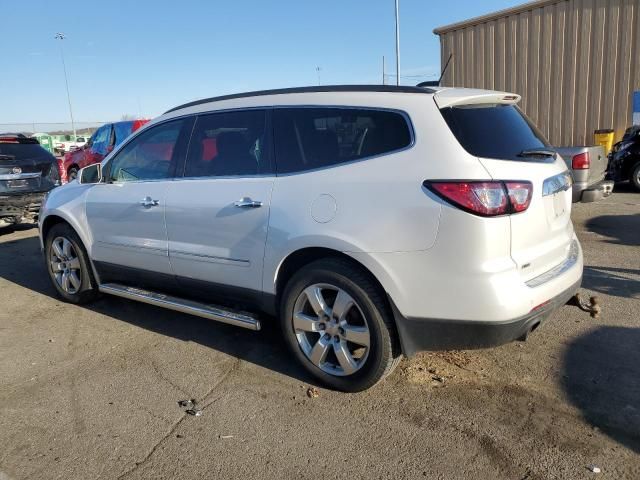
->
[[107, 119, 186, 183], [92, 125, 110, 154], [183, 110, 267, 178], [273, 107, 412, 174]]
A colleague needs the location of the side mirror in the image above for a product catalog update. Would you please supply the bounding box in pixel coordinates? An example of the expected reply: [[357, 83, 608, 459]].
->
[[78, 163, 102, 184]]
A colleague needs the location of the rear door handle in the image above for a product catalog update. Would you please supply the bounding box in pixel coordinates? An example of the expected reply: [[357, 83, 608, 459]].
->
[[140, 196, 160, 207], [234, 197, 263, 208]]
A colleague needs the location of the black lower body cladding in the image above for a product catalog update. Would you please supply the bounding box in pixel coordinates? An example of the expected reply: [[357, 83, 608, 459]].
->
[[0, 192, 46, 221], [391, 278, 582, 357]]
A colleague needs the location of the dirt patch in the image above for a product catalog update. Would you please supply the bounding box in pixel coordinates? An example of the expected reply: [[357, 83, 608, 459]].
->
[[400, 350, 487, 386]]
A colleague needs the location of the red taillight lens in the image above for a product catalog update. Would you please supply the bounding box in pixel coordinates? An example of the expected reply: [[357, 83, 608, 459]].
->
[[0, 137, 19, 143], [57, 157, 68, 184], [572, 152, 590, 169], [425, 180, 533, 217]]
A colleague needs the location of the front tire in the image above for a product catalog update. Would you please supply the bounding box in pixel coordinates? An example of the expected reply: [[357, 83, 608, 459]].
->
[[68, 167, 79, 181], [631, 162, 640, 192], [45, 223, 99, 304], [280, 258, 401, 392]]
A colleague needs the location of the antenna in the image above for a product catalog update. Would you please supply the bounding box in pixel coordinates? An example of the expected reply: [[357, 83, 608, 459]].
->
[[438, 53, 453, 86]]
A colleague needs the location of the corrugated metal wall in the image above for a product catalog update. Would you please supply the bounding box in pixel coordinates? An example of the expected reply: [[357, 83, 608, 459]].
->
[[437, 0, 640, 146]]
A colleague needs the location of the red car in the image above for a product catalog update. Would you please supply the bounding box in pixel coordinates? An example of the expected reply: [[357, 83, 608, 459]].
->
[[61, 119, 148, 183]]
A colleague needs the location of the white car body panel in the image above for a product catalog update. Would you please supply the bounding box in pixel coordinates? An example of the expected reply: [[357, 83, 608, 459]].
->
[[165, 177, 274, 292]]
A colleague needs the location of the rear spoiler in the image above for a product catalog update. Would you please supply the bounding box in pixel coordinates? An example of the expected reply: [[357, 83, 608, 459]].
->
[[433, 88, 521, 109]]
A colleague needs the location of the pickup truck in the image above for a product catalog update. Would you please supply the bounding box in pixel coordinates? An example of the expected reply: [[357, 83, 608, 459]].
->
[[54, 137, 87, 155], [554, 145, 614, 202]]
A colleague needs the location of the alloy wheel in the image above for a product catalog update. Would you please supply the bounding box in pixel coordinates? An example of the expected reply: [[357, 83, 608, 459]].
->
[[292, 283, 371, 376], [49, 236, 82, 294]]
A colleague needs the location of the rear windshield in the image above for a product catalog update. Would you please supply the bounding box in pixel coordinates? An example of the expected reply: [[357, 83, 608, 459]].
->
[[0, 143, 51, 160], [440, 104, 550, 161]]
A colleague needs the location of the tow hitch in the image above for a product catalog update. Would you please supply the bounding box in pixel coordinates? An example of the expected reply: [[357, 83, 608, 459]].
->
[[568, 292, 601, 319]]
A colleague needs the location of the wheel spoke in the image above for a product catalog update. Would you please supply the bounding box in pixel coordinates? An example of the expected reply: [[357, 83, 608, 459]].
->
[[309, 334, 331, 367], [62, 238, 73, 258], [68, 271, 81, 290], [293, 312, 322, 333], [333, 340, 358, 375], [304, 286, 330, 317], [67, 257, 81, 270], [61, 272, 71, 292], [52, 240, 64, 260], [341, 325, 370, 347], [331, 290, 354, 321]]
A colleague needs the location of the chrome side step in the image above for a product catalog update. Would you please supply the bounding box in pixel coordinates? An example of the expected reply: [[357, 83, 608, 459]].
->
[[98, 283, 261, 331]]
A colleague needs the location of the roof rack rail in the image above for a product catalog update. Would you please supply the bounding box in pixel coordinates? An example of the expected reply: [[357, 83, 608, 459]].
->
[[164, 84, 436, 114]]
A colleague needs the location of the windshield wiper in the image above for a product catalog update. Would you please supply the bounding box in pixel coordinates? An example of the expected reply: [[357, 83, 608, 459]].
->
[[517, 148, 557, 159]]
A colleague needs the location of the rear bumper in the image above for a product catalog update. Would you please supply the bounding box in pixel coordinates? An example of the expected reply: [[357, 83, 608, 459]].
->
[[393, 277, 581, 356], [0, 192, 46, 219], [574, 179, 614, 203]]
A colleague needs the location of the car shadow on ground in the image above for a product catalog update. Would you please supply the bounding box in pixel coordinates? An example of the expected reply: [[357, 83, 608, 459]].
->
[[582, 266, 640, 299], [562, 326, 640, 454], [0, 234, 315, 386], [0, 223, 37, 237], [585, 213, 640, 247]]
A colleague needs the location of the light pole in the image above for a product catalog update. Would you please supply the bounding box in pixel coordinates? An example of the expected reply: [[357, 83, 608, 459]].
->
[[394, 0, 400, 86], [54, 33, 77, 139], [316, 66, 322, 86]]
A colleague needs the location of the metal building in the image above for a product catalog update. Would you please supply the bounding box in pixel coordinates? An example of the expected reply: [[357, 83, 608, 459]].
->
[[434, 0, 640, 146]]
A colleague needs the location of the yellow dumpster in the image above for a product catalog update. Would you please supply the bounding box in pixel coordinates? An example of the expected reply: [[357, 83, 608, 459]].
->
[[594, 129, 615, 154]]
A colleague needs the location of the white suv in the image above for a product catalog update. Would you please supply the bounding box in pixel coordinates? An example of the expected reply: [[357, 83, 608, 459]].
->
[[39, 85, 583, 391]]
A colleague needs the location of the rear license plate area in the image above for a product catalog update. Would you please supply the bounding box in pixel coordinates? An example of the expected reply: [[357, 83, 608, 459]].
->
[[6, 179, 29, 188]]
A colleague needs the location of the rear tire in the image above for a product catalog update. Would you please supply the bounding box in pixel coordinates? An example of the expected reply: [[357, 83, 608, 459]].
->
[[68, 167, 79, 181], [45, 223, 99, 304], [280, 258, 401, 392], [631, 162, 640, 192]]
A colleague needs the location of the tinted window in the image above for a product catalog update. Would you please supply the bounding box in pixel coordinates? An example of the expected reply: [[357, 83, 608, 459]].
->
[[184, 110, 267, 178], [108, 119, 186, 183], [273, 107, 411, 174], [0, 142, 51, 160], [440, 104, 550, 161]]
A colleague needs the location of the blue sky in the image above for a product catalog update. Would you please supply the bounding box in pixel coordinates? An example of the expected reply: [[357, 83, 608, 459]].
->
[[1, 0, 522, 125]]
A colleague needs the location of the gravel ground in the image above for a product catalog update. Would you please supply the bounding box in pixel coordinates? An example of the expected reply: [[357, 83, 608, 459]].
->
[[0, 186, 638, 479]]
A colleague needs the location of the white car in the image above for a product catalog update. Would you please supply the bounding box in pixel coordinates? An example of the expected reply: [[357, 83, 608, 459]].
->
[[55, 137, 87, 154], [38, 85, 583, 391]]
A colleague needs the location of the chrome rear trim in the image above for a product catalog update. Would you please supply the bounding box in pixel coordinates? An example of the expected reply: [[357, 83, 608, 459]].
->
[[526, 239, 579, 288], [0, 172, 41, 180], [99, 283, 261, 331], [542, 171, 573, 196]]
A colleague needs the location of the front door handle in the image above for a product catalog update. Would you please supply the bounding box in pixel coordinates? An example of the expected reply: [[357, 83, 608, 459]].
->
[[234, 197, 263, 208], [140, 196, 160, 207]]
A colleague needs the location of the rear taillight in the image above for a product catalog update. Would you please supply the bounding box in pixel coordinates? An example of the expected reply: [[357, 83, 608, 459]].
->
[[57, 157, 68, 184], [572, 152, 590, 169], [425, 180, 533, 217]]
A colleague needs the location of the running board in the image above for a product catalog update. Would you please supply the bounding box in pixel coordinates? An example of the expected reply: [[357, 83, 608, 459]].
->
[[98, 283, 261, 331]]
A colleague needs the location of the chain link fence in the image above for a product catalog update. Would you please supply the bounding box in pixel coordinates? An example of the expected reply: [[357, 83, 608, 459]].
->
[[0, 121, 114, 137]]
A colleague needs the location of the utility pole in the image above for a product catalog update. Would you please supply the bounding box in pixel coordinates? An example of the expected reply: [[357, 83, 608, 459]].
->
[[382, 55, 386, 85], [54, 33, 77, 139], [394, 0, 400, 86], [316, 66, 322, 86]]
